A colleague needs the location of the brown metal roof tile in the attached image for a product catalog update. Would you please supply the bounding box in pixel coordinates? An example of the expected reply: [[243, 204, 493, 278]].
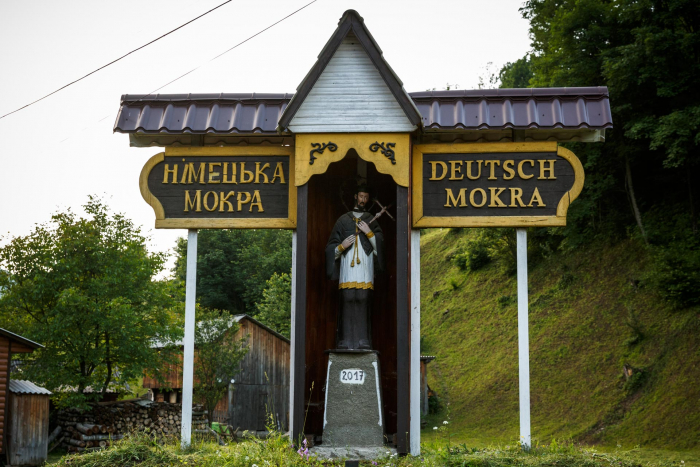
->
[[114, 87, 612, 138]]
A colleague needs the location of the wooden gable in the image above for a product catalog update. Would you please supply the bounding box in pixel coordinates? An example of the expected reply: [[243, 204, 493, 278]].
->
[[279, 10, 421, 133]]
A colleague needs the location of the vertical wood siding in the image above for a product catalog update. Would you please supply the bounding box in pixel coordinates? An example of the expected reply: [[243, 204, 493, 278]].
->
[[288, 33, 416, 133], [144, 319, 290, 431], [229, 320, 290, 431], [0, 336, 9, 454], [8, 393, 50, 466]]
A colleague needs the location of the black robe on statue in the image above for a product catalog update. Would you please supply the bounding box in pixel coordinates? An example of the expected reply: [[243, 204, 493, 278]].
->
[[325, 211, 385, 350], [325, 211, 385, 280]]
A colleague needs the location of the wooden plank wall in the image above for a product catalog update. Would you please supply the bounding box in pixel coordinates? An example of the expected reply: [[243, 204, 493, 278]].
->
[[288, 33, 415, 133], [7, 393, 49, 466], [143, 318, 291, 431], [0, 336, 9, 454], [303, 153, 398, 439], [228, 319, 290, 431]]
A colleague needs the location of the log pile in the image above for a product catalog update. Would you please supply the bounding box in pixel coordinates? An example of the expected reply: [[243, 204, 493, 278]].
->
[[56, 400, 208, 453]]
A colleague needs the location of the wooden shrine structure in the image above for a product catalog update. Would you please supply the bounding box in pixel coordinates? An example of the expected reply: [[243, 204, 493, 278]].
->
[[116, 10, 611, 455]]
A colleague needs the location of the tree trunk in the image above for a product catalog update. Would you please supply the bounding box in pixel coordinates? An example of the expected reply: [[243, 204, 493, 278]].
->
[[625, 155, 648, 244], [102, 332, 112, 394], [688, 167, 697, 235]]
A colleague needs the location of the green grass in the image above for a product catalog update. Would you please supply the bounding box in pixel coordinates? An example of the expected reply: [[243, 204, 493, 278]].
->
[[419, 228, 700, 451], [46, 431, 693, 467]]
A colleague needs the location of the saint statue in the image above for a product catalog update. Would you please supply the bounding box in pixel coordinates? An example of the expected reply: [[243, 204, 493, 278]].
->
[[325, 185, 385, 350]]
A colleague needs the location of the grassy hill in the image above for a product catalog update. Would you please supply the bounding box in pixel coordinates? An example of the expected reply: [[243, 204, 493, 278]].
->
[[419, 228, 700, 451]]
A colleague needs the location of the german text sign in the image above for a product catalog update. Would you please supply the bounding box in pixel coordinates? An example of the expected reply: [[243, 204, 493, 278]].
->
[[140, 147, 296, 229], [412, 143, 583, 228]]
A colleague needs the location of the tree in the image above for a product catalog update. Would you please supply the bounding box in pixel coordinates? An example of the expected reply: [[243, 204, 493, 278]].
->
[[499, 55, 533, 88], [193, 308, 248, 426], [174, 229, 292, 316], [255, 273, 292, 338], [0, 197, 181, 408]]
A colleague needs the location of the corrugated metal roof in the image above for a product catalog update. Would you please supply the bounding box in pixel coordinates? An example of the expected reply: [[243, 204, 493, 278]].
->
[[9, 379, 52, 395], [115, 93, 292, 135], [411, 87, 612, 131], [114, 88, 612, 141]]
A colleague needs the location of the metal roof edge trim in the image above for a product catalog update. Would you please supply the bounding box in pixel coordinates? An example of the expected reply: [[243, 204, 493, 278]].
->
[[0, 328, 43, 349], [409, 87, 609, 99]]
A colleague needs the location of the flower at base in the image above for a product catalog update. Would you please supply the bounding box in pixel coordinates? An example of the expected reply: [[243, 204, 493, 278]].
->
[[433, 426, 438, 430]]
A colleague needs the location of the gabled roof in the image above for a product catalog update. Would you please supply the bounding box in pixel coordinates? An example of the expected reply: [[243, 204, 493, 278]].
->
[[0, 328, 43, 350], [9, 380, 52, 395], [276, 9, 422, 132], [151, 314, 289, 348]]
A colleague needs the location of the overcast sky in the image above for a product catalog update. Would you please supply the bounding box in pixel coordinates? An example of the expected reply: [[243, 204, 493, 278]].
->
[[0, 0, 531, 274]]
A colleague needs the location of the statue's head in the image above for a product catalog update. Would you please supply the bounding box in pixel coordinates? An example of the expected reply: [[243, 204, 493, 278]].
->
[[354, 184, 371, 211]]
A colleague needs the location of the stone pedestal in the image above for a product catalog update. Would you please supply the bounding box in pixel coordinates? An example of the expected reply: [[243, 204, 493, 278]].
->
[[322, 351, 384, 449]]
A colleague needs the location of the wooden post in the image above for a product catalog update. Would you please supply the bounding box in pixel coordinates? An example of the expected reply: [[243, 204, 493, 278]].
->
[[516, 228, 531, 449], [290, 184, 308, 443], [396, 186, 410, 454], [181, 229, 198, 449]]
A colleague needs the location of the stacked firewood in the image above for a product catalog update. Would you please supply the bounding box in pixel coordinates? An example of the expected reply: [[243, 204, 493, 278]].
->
[[55, 400, 208, 453]]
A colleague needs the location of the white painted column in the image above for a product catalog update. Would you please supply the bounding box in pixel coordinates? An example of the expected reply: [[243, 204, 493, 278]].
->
[[516, 228, 531, 450], [289, 231, 297, 437], [181, 229, 198, 449], [409, 230, 421, 455]]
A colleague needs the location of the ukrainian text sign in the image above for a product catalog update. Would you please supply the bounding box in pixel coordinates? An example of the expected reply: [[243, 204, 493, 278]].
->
[[140, 147, 296, 229], [412, 142, 583, 228]]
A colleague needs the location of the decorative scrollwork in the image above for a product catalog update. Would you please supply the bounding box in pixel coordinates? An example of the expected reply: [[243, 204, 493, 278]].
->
[[309, 142, 337, 165], [369, 142, 396, 164]]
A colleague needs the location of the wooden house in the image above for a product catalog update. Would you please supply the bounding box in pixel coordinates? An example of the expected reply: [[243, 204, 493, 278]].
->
[[0, 328, 43, 459], [144, 314, 290, 433], [7, 380, 51, 466]]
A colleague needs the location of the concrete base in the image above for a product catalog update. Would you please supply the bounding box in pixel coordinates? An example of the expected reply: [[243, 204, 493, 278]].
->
[[322, 351, 384, 448], [311, 445, 396, 460]]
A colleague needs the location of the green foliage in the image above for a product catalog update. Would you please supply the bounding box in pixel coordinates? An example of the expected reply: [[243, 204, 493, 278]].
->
[[193, 308, 249, 426], [174, 230, 292, 316], [453, 235, 492, 272], [420, 228, 700, 450], [0, 197, 181, 408], [255, 273, 292, 338], [496, 0, 700, 293], [49, 430, 657, 467], [499, 55, 533, 88]]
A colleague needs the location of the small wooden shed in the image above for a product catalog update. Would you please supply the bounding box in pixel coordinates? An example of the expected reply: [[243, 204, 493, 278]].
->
[[7, 380, 52, 466], [144, 314, 290, 432], [0, 328, 43, 461], [420, 356, 435, 416]]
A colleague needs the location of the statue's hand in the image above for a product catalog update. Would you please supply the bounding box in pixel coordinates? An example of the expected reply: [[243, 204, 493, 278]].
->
[[341, 235, 355, 250], [357, 220, 372, 235]]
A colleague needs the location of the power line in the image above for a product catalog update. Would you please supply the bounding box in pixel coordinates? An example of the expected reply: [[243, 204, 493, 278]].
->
[[124, 0, 318, 105], [0, 0, 234, 121], [56, 0, 319, 144]]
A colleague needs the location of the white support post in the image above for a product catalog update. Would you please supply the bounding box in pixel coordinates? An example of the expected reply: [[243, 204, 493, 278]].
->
[[289, 231, 297, 437], [516, 228, 531, 450], [409, 230, 421, 456], [181, 229, 198, 449]]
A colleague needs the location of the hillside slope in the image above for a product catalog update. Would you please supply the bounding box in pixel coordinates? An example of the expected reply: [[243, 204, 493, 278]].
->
[[420, 228, 700, 450]]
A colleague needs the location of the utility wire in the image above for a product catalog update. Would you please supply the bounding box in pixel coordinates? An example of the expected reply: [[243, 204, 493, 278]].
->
[[124, 0, 318, 105], [0, 0, 234, 120], [56, 0, 319, 144]]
